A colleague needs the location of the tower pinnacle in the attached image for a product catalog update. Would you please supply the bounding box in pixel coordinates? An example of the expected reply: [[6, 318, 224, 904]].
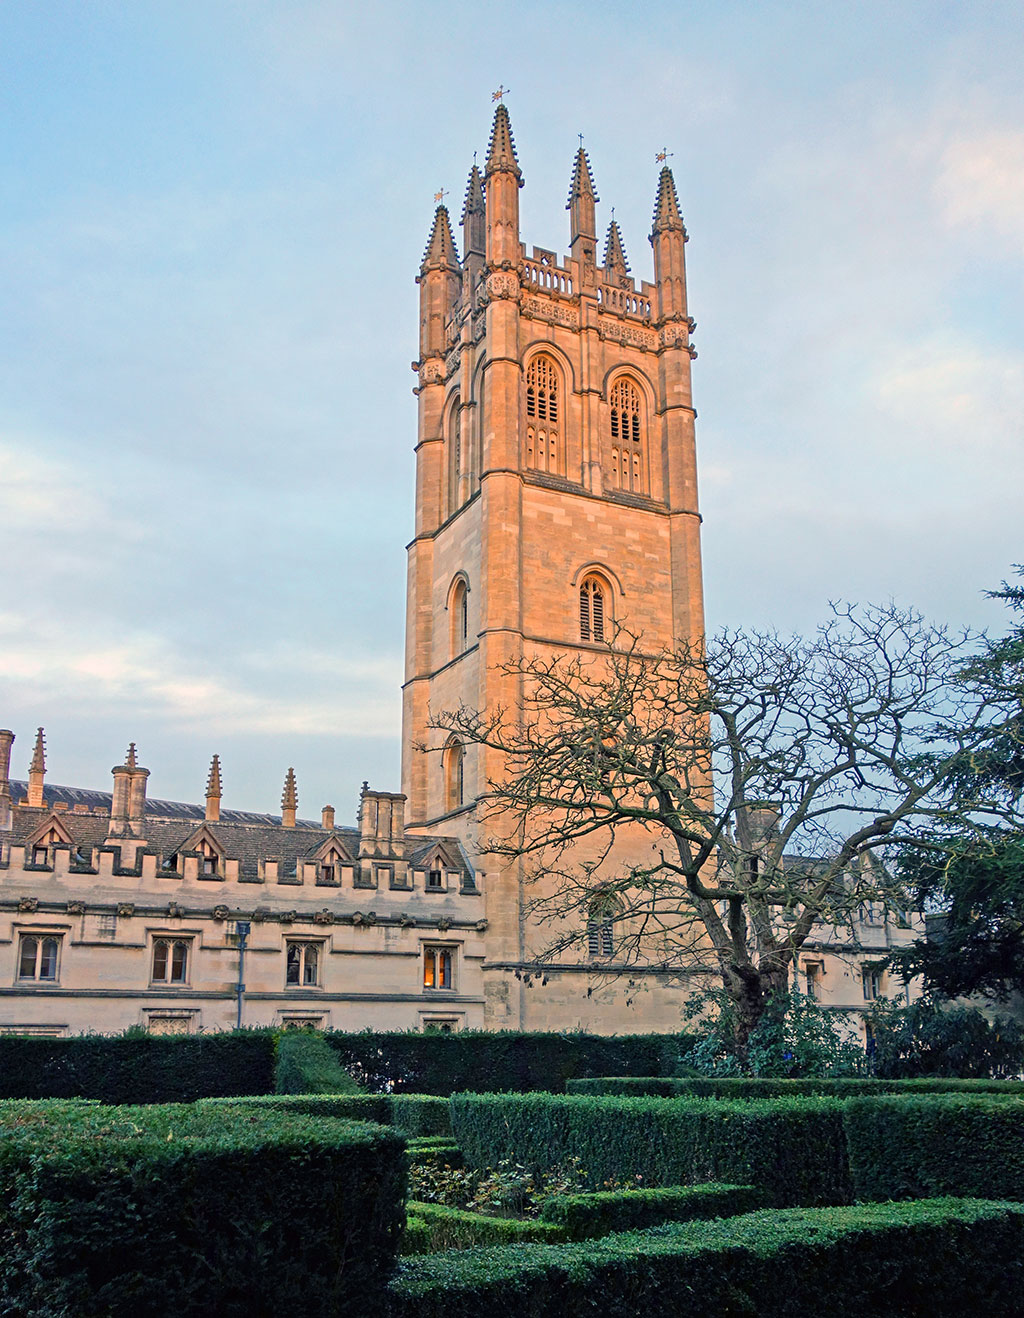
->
[[26, 727, 46, 809], [485, 103, 522, 179], [461, 164, 486, 260], [651, 164, 686, 236], [420, 205, 460, 274], [603, 218, 630, 275], [567, 146, 598, 253]]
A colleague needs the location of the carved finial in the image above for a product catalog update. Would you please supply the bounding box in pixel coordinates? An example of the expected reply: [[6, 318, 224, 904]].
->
[[281, 768, 297, 828], [206, 754, 222, 798], [125, 742, 138, 769]]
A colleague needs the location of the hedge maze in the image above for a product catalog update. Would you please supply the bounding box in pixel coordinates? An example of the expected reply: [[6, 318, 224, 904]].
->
[[1, 1032, 1023, 1315]]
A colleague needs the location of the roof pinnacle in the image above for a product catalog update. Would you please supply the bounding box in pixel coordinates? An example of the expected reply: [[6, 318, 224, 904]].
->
[[206, 754, 222, 798], [282, 767, 297, 812], [29, 727, 46, 776], [125, 742, 138, 770], [566, 146, 599, 209]]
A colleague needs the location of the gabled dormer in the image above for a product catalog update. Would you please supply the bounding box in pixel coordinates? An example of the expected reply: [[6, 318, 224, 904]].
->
[[310, 832, 353, 886], [418, 840, 469, 893], [177, 823, 226, 878], [25, 812, 73, 868]]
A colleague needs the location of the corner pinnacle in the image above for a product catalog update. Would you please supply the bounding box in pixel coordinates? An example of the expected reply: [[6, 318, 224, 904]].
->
[[485, 102, 521, 178], [651, 164, 685, 236]]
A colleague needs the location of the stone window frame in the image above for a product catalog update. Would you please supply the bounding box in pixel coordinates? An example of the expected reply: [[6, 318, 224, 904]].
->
[[422, 943, 457, 992], [285, 938, 326, 989], [150, 935, 193, 987], [17, 931, 63, 984]]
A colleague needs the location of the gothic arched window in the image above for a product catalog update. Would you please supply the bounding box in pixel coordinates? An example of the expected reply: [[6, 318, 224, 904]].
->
[[443, 739, 465, 813], [579, 575, 609, 644], [587, 898, 617, 958], [447, 394, 463, 515], [525, 354, 564, 476], [448, 576, 469, 659], [609, 377, 647, 494]]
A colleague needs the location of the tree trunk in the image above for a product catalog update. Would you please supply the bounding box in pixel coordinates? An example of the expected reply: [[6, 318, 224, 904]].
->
[[722, 960, 789, 1065]]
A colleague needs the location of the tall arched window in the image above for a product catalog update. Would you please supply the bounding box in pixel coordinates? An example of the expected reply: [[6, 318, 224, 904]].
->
[[443, 739, 465, 813], [579, 575, 608, 643], [447, 394, 462, 514], [609, 377, 647, 494], [525, 354, 563, 476], [448, 577, 469, 659]]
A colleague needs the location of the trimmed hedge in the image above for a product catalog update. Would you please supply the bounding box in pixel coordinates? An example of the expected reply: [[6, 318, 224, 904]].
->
[[327, 1030, 694, 1094], [539, 1182, 766, 1239], [567, 1075, 1024, 1099], [203, 1091, 452, 1137], [403, 1202, 565, 1254], [0, 1098, 406, 1317], [387, 1199, 1024, 1318], [450, 1092, 852, 1207], [844, 1094, 1024, 1202], [275, 1029, 362, 1094], [0, 1030, 277, 1103]]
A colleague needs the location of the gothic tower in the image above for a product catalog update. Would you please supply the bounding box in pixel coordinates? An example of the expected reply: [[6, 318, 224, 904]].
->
[[402, 105, 705, 1030]]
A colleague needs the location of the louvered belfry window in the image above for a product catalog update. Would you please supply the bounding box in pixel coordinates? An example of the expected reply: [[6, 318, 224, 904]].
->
[[609, 377, 646, 493], [579, 576, 607, 643], [525, 355, 562, 475]]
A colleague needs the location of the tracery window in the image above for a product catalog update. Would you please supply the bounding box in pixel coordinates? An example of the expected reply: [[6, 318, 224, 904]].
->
[[447, 394, 463, 514], [586, 900, 616, 958], [525, 354, 564, 476], [286, 940, 322, 987], [609, 377, 647, 494], [152, 938, 190, 985], [579, 575, 608, 643], [18, 934, 61, 982], [449, 577, 469, 658]]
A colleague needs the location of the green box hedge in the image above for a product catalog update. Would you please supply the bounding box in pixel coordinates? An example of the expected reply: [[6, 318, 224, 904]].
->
[[538, 1182, 766, 1239], [206, 1091, 451, 1137], [388, 1199, 1024, 1318], [450, 1092, 852, 1207], [326, 1030, 693, 1094], [844, 1094, 1024, 1202], [274, 1029, 362, 1094], [0, 1031, 277, 1103], [403, 1202, 565, 1254], [567, 1076, 1024, 1099], [0, 1098, 406, 1318]]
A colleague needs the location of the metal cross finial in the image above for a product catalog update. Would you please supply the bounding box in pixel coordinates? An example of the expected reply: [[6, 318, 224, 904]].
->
[[578, 132, 585, 149], [492, 84, 510, 103], [434, 188, 448, 205], [655, 147, 675, 164]]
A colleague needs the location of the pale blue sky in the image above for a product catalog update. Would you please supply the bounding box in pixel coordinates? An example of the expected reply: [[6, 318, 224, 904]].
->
[[2, 1, 1022, 818]]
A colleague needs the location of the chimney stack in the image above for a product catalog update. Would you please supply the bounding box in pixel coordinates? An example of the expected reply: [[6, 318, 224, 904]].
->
[[358, 784, 407, 858], [321, 804, 335, 830], [0, 729, 13, 831], [109, 743, 148, 838], [26, 727, 46, 809]]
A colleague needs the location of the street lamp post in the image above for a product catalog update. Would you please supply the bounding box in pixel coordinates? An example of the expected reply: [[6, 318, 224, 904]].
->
[[234, 920, 251, 1030]]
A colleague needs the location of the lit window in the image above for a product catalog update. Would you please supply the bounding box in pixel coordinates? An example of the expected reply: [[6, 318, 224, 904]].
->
[[579, 576, 608, 643], [423, 945, 454, 990], [152, 938, 190, 985], [862, 967, 883, 1001], [286, 941, 321, 988], [18, 934, 61, 982]]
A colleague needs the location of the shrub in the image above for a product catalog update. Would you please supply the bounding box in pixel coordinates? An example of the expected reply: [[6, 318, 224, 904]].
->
[[326, 1030, 693, 1094], [388, 1199, 1024, 1318], [867, 999, 1024, 1077], [450, 1092, 852, 1207], [0, 1030, 277, 1103], [844, 1094, 1024, 1201], [567, 1076, 1024, 1099], [275, 1030, 362, 1094], [0, 1098, 406, 1317], [539, 1183, 766, 1239], [402, 1202, 564, 1254], [202, 1091, 450, 1137]]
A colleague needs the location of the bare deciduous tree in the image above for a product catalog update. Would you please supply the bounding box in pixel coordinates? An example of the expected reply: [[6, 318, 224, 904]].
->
[[431, 605, 1023, 1054]]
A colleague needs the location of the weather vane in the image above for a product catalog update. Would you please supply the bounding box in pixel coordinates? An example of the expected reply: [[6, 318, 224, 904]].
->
[[434, 188, 448, 204], [655, 148, 674, 164], [492, 84, 510, 103]]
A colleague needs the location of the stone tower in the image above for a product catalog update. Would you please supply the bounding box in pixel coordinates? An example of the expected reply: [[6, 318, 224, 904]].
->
[[402, 104, 705, 1030]]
